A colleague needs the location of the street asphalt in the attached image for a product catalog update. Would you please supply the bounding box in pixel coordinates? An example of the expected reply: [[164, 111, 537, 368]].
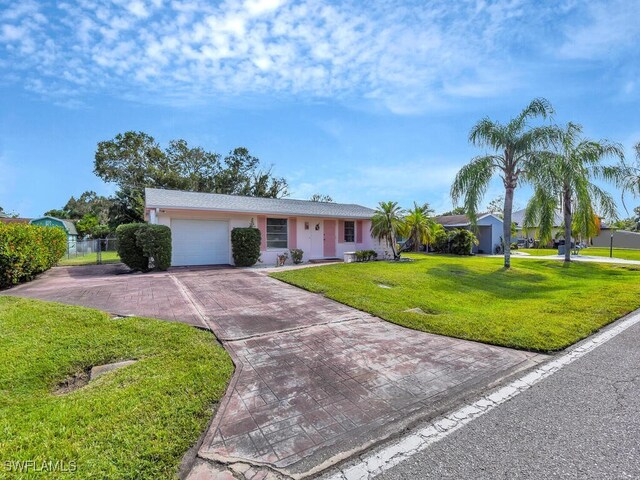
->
[[379, 320, 640, 480]]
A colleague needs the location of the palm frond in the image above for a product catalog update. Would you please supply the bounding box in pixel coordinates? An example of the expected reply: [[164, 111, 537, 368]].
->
[[451, 155, 495, 223]]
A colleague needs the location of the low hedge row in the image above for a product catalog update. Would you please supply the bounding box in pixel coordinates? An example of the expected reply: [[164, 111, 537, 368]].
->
[[116, 223, 172, 271], [0, 223, 67, 288]]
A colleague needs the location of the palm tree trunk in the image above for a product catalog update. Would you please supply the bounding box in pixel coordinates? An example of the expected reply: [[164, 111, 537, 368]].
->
[[503, 186, 515, 268], [563, 187, 572, 263]]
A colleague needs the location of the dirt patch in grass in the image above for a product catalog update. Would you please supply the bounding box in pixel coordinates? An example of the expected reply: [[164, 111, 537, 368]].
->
[[54, 368, 91, 395]]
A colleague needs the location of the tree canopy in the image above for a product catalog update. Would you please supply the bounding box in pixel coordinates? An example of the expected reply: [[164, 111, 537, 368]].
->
[[93, 131, 288, 225]]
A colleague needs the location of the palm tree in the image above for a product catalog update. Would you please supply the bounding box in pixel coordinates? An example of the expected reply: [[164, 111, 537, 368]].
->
[[451, 98, 559, 268], [523, 123, 624, 262], [404, 202, 437, 252], [618, 142, 640, 204], [371, 201, 405, 260]]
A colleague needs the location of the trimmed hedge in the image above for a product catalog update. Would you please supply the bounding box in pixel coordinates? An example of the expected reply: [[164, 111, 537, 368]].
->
[[231, 227, 261, 267], [136, 224, 172, 271], [116, 223, 172, 271], [116, 223, 149, 271], [0, 223, 67, 288]]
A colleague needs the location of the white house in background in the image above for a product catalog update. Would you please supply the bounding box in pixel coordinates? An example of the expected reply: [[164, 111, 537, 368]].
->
[[144, 188, 384, 266], [511, 208, 564, 245], [433, 213, 503, 254]]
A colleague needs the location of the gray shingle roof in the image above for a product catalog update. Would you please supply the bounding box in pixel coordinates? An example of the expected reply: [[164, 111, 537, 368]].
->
[[433, 212, 496, 227], [145, 188, 376, 219]]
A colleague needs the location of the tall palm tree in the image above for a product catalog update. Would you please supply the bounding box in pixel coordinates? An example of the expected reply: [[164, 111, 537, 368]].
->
[[371, 201, 405, 260], [523, 123, 624, 262], [618, 142, 640, 204], [451, 98, 559, 268], [405, 202, 437, 252]]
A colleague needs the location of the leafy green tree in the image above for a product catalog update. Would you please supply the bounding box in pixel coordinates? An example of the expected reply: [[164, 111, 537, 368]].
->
[[486, 196, 505, 216], [523, 122, 624, 262], [45, 191, 113, 223], [451, 98, 559, 268], [309, 194, 334, 202], [371, 201, 406, 260], [440, 207, 466, 216], [108, 187, 145, 228], [76, 214, 99, 238], [404, 202, 437, 252], [43, 209, 69, 219], [94, 132, 289, 225]]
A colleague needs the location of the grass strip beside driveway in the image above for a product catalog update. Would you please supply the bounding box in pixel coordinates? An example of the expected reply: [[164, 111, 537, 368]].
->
[[271, 255, 640, 352], [0, 296, 233, 479], [57, 251, 121, 266]]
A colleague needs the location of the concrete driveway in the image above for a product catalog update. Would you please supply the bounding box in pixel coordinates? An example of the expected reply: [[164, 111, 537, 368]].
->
[[3, 265, 543, 478]]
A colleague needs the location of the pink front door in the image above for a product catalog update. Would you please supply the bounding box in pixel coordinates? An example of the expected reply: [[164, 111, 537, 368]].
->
[[323, 220, 336, 257]]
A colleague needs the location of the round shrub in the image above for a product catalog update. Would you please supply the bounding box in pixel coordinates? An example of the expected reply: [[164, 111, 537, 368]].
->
[[0, 224, 66, 288], [116, 223, 149, 271], [135, 224, 172, 271], [231, 227, 261, 267]]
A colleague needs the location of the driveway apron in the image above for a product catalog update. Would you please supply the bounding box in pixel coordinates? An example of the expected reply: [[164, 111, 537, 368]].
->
[[3, 265, 542, 478]]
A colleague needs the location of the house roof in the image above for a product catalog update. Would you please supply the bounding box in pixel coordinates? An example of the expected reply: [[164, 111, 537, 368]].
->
[[0, 217, 31, 224], [145, 188, 376, 219], [30, 216, 78, 235], [511, 208, 564, 228], [433, 212, 499, 227]]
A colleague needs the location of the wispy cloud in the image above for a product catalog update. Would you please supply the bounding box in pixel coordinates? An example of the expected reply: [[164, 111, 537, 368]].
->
[[0, 0, 637, 112]]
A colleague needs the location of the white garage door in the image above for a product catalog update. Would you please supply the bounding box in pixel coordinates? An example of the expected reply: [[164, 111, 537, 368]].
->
[[171, 219, 230, 266]]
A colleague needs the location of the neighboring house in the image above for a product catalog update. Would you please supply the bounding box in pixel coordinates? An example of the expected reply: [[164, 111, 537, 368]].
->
[[144, 188, 384, 266], [0, 216, 31, 224], [433, 213, 503, 254], [590, 227, 640, 249], [511, 208, 564, 245], [29, 216, 78, 253]]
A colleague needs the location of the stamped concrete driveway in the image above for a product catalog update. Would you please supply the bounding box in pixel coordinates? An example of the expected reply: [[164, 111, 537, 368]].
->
[[4, 265, 542, 478]]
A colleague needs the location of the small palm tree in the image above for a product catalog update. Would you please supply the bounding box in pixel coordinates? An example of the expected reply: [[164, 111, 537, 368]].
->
[[405, 202, 437, 252], [451, 98, 560, 268], [371, 201, 405, 260], [523, 122, 624, 262]]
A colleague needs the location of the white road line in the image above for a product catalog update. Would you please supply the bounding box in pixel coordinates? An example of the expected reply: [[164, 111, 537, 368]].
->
[[323, 310, 640, 480]]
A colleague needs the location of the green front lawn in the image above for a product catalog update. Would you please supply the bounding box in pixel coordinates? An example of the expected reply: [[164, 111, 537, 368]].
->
[[271, 255, 640, 352], [0, 297, 233, 479], [581, 247, 640, 261], [58, 251, 121, 266], [519, 246, 640, 261]]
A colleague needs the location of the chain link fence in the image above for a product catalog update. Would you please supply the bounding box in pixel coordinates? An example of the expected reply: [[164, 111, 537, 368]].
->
[[61, 238, 120, 265]]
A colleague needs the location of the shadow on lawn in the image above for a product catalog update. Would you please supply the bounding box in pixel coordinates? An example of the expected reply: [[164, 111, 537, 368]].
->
[[424, 262, 566, 300]]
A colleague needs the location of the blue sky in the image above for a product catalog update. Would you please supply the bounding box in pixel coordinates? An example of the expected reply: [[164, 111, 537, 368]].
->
[[1, 0, 639, 218]]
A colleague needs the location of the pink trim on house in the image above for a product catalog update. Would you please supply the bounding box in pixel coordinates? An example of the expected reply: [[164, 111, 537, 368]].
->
[[338, 220, 345, 244], [289, 217, 297, 249], [323, 220, 336, 257], [356, 220, 363, 244], [257, 216, 267, 251]]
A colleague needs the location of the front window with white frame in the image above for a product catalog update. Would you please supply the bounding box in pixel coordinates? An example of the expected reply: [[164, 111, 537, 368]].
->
[[344, 221, 355, 242], [266, 218, 288, 249]]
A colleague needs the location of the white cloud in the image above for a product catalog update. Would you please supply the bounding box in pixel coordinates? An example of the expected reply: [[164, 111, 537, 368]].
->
[[0, 0, 632, 112], [557, 1, 640, 60]]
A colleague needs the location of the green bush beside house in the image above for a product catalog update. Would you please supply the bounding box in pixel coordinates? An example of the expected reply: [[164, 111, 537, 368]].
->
[[116, 223, 172, 271], [231, 227, 261, 267], [0, 223, 67, 288]]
